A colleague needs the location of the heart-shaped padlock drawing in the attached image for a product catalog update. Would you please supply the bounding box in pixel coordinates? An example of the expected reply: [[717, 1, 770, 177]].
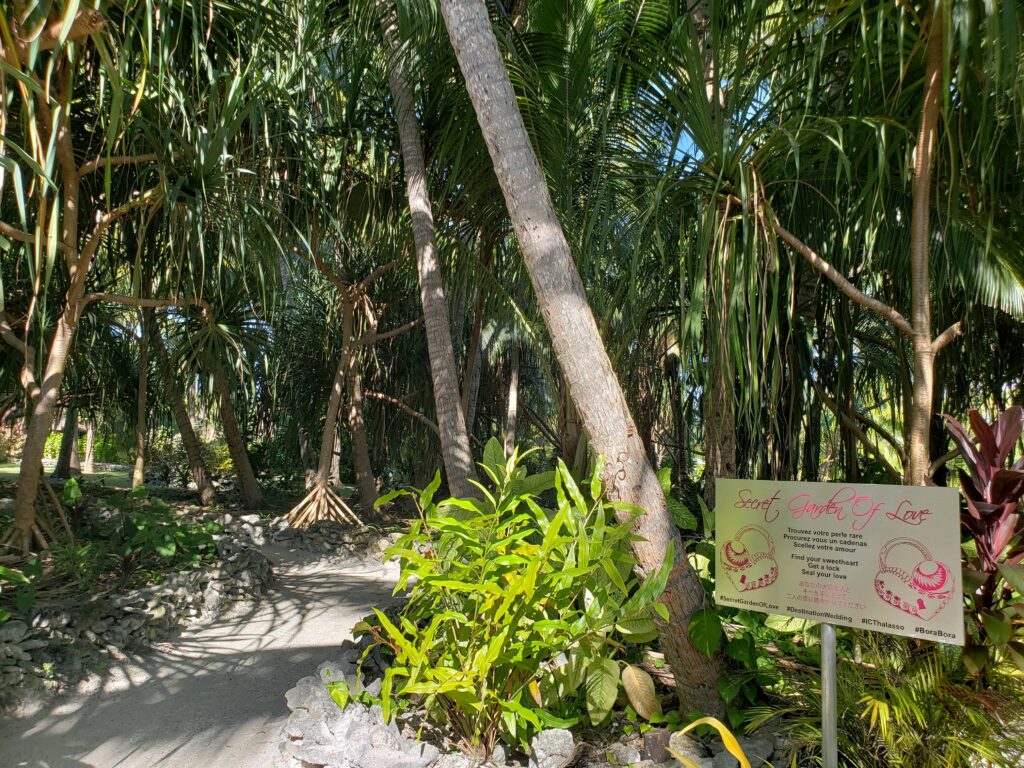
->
[[721, 525, 778, 592], [873, 538, 955, 621]]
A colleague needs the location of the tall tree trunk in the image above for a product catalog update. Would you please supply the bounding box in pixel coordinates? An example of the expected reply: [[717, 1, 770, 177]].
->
[[151, 325, 217, 505], [773, 6, 957, 487], [317, 299, 354, 487], [438, 0, 722, 712], [703, 248, 735, 510], [298, 426, 316, 489], [905, 9, 943, 486], [53, 405, 80, 479], [83, 420, 95, 474], [132, 313, 149, 489], [461, 287, 485, 434], [348, 346, 377, 509], [13, 313, 82, 547], [214, 368, 262, 510], [558, 382, 581, 463], [504, 343, 520, 457], [330, 432, 342, 485], [383, 10, 477, 498]]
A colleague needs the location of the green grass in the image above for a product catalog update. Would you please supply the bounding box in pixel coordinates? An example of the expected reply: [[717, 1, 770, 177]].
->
[[0, 462, 132, 489]]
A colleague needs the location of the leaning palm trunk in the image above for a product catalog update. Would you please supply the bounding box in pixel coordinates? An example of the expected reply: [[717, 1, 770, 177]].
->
[[213, 368, 263, 510], [151, 325, 217, 505], [438, 0, 722, 712], [382, 8, 477, 498]]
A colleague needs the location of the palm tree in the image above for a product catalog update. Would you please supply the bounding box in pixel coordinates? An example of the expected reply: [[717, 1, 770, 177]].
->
[[436, 0, 722, 712], [381, 4, 477, 498]]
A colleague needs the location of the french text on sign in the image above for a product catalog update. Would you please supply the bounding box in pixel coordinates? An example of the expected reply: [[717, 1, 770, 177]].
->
[[715, 478, 964, 645]]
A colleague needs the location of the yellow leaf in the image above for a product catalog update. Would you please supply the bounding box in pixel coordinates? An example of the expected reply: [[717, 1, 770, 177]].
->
[[670, 717, 751, 768]]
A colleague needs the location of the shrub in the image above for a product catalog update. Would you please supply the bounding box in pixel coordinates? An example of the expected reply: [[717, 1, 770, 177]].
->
[[361, 440, 673, 757], [750, 630, 1024, 767], [943, 407, 1024, 674]]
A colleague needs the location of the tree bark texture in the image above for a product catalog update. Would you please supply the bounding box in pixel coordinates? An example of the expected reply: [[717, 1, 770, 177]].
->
[[383, 9, 478, 498], [214, 367, 263, 510], [504, 343, 520, 457], [317, 300, 353, 486], [151, 324, 218, 505], [348, 344, 377, 509], [438, 0, 721, 712], [52, 405, 80, 479], [83, 420, 95, 474], [461, 287, 485, 435], [132, 312, 149, 489], [905, 8, 943, 486]]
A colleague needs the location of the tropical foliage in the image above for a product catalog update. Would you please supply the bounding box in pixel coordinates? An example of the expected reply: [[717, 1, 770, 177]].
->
[[360, 443, 672, 755], [0, 0, 1023, 764]]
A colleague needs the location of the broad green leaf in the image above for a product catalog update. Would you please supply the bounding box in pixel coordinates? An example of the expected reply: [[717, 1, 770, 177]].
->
[[657, 466, 672, 495], [0, 565, 31, 585], [419, 471, 442, 511], [616, 617, 659, 643], [688, 607, 723, 656], [483, 437, 505, 474], [717, 675, 743, 704], [668, 496, 697, 530], [585, 657, 619, 725], [590, 455, 605, 500], [516, 471, 556, 498], [622, 664, 661, 721], [998, 563, 1024, 595], [1006, 642, 1024, 676], [764, 614, 811, 633], [980, 611, 1012, 646], [374, 489, 406, 508], [327, 679, 349, 710]]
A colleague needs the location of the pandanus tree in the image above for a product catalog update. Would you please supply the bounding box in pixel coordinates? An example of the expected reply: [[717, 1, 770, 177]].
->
[[0, 0, 293, 548]]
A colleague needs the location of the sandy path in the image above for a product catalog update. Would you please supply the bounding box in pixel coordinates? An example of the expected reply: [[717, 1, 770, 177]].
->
[[0, 543, 398, 768]]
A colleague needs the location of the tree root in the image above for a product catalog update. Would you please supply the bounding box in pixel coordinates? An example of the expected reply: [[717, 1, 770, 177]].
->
[[0, 478, 71, 557], [287, 483, 365, 528]]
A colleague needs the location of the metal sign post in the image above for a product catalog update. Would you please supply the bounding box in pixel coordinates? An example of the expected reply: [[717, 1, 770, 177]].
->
[[821, 622, 837, 768]]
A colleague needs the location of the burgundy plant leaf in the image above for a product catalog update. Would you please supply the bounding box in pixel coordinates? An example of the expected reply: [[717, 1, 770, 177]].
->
[[956, 467, 984, 502], [946, 415, 985, 490], [995, 407, 1024, 468], [970, 410, 999, 475], [994, 514, 1020, 559], [993, 469, 1024, 505]]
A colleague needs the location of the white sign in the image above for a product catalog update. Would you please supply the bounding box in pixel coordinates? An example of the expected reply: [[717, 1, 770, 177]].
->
[[714, 479, 964, 644]]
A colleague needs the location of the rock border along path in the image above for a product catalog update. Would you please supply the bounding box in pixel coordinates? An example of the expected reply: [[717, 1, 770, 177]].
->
[[0, 540, 399, 768]]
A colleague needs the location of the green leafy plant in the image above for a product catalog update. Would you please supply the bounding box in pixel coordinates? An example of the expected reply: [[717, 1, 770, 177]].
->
[[105, 488, 221, 579], [748, 630, 1024, 767], [0, 558, 41, 619], [363, 440, 673, 757], [943, 407, 1024, 674]]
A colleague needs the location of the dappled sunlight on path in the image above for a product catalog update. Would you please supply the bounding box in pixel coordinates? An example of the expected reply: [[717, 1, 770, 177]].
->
[[0, 543, 398, 768]]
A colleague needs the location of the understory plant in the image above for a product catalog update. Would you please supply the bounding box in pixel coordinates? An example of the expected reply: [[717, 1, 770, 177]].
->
[[943, 407, 1024, 674], [750, 630, 1024, 768], [361, 440, 673, 757]]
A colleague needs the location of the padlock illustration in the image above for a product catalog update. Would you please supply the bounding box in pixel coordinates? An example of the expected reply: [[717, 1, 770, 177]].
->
[[873, 538, 954, 621], [721, 525, 778, 592]]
